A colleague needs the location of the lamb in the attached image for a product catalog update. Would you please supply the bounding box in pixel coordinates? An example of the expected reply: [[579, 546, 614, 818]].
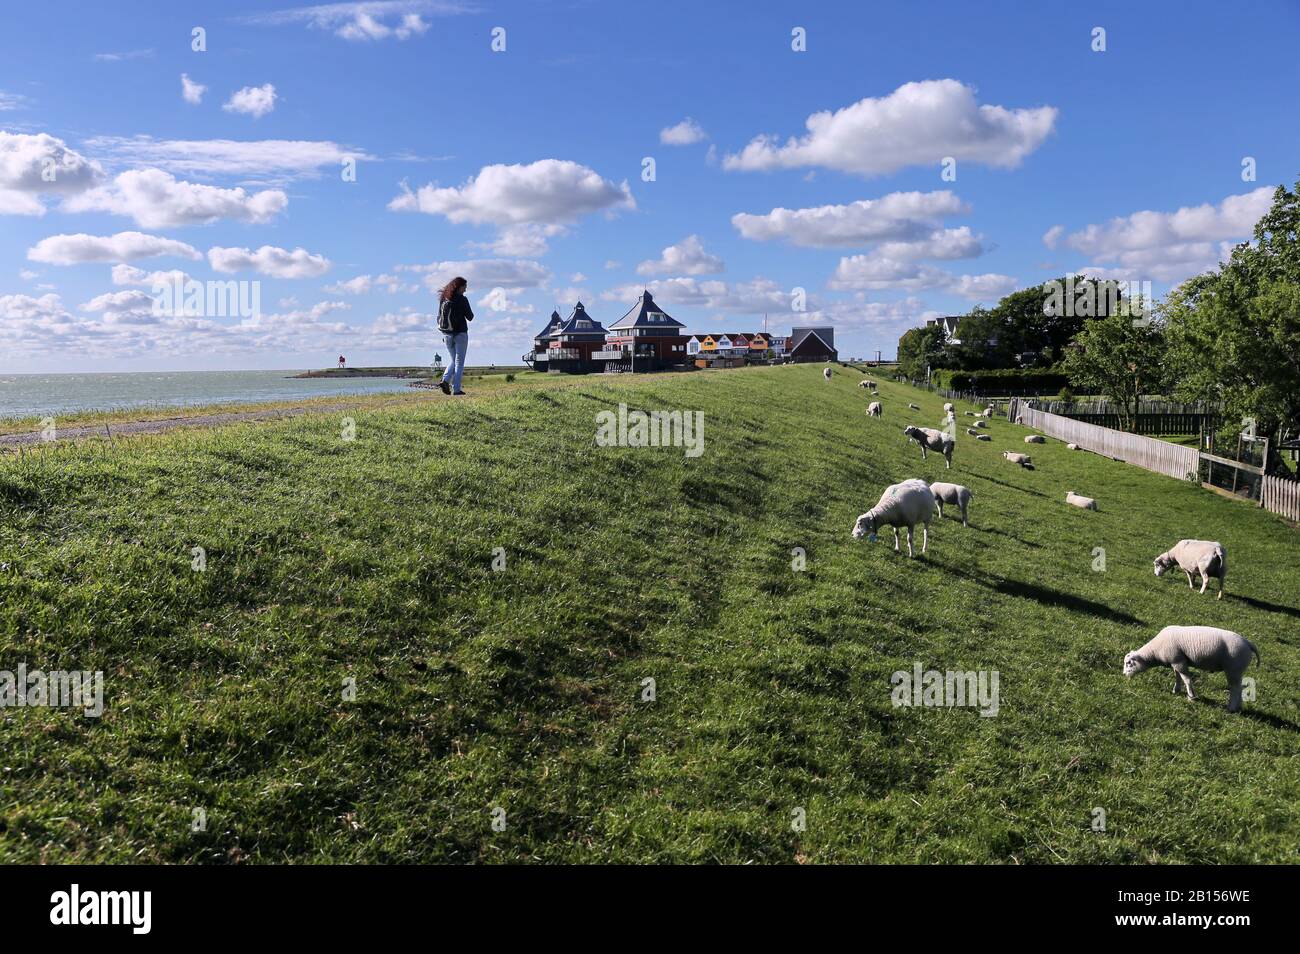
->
[[974, 433, 991, 441], [1024, 435, 1045, 444], [866, 401, 882, 417], [929, 481, 972, 526], [980, 407, 994, 418], [1065, 491, 1097, 510], [1123, 625, 1259, 712], [1002, 451, 1034, 469], [823, 368, 833, 381], [943, 402, 954, 414], [1066, 443, 1080, 450], [852, 478, 935, 557], [858, 380, 871, 389], [966, 427, 981, 436], [908, 403, 921, 410], [974, 420, 988, 428], [902, 425, 955, 469], [1154, 540, 1227, 600]]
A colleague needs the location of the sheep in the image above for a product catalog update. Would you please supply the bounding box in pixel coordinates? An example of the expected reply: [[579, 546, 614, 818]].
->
[[974, 433, 991, 441], [902, 425, 955, 470], [964, 411, 977, 417], [943, 402, 954, 414], [823, 368, 833, 381], [1065, 491, 1097, 510], [1154, 540, 1227, 600], [852, 478, 935, 557], [929, 481, 972, 526], [1024, 435, 1045, 444], [1002, 451, 1034, 469], [908, 403, 921, 410], [1123, 625, 1259, 712], [1066, 443, 1080, 450], [974, 420, 988, 429], [966, 427, 981, 436], [980, 407, 994, 418], [866, 401, 882, 417]]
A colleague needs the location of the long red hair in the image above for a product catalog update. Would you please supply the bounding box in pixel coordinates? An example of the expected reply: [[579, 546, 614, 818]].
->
[[439, 276, 467, 302]]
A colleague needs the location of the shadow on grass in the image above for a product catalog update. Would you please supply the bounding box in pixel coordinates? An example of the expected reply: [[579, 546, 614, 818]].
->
[[989, 577, 1144, 626], [974, 474, 1048, 498], [1234, 595, 1300, 621], [1239, 708, 1300, 732]]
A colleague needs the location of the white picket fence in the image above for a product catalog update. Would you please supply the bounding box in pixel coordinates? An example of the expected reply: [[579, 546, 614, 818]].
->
[[1262, 474, 1300, 521], [1011, 400, 1200, 481]]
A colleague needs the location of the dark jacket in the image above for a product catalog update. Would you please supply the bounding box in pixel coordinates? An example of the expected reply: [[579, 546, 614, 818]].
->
[[439, 293, 474, 335]]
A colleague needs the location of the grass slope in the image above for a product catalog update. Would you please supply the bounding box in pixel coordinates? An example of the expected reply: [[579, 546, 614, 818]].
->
[[0, 365, 1296, 863]]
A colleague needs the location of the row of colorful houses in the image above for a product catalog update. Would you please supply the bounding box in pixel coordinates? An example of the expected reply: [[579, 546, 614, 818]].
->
[[524, 292, 838, 373]]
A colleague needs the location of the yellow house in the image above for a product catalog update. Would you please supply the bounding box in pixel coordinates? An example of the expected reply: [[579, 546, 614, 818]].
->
[[748, 333, 769, 352]]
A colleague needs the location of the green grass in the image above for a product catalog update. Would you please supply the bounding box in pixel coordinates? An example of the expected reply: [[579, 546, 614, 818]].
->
[[1, 365, 1296, 863]]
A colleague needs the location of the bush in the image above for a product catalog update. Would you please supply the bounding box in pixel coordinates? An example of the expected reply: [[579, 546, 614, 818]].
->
[[931, 368, 1069, 394], [505, 373, 516, 383]]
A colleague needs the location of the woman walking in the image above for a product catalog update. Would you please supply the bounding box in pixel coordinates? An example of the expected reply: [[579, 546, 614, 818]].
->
[[436, 276, 474, 395]]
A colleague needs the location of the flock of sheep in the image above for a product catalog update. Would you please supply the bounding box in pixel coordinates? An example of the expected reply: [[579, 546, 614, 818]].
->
[[838, 369, 1257, 713]]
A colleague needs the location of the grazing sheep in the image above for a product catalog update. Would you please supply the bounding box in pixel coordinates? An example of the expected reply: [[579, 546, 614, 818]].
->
[[823, 368, 833, 381], [1002, 451, 1034, 469], [974, 433, 991, 441], [1024, 435, 1045, 444], [903, 425, 955, 469], [966, 427, 981, 436], [908, 402, 921, 410], [1154, 540, 1228, 600], [943, 402, 954, 414], [1065, 491, 1097, 510], [852, 478, 935, 557], [866, 401, 882, 417], [1123, 625, 1259, 712], [929, 481, 972, 526]]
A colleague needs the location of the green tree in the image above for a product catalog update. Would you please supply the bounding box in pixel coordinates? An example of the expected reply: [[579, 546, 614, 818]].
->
[[896, 324, 945, 380], [1163, 179, 1300, 469], [1061, 309, 1168, 432]]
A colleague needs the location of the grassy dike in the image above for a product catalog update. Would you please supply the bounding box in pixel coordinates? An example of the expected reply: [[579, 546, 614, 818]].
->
[[0, 365, 1297, 863]]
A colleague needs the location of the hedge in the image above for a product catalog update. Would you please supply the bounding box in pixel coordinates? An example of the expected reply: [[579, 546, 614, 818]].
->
[[931, 369, 1069, 393]]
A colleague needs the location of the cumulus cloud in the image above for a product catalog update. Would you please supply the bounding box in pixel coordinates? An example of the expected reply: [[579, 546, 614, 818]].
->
[[28, 231, 202, 265], [0, 131, 104, 216], [223, 84, 278, 118], [63, 168, 288, 228], [829, 254, 1015, 300], [660, 118, 707, 145], [478, 286, 534, 314], [1041, 224, 1065, 250], [603, 276, 792, 314], [723, 79, 1057, 177], [237, 2, 465, 42], [396, 258, 552, 290], [324, 273, 418, 294], [208, 245, 331, 278], [1058, 187, 1273, 282], [732, 190, 968, 247], [83, 136, 373, 182], [874, 226, 985, 261], [181, 73, 207, 104], [636, 235, 724, 276], [111, 264, 196, 288]]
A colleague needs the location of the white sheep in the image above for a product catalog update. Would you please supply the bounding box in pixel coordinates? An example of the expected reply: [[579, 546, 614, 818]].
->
[[908, 402, 921, 410], [974, 420, 988, 429], [1065, 491, 1097, 510], [903, 425, 955, 469], [1123, 625, 1259, 712], [1024, 435, 1045, 444], [965, 427, 981, 436], [1066, 443, 1080, 450], [866, 401, 882, 417], [980, 407, 993, 418], [943, 402, 954, 414], [1002, 451, 1033, 468], [858, 380, 871, 389], [1154, 540, 1227, 600], [964, 411, 976, 417], [929, 481, 972, 526], [852, 478, 935, 557], [974, 433, 991, 441], [823, 368, 833, 381]]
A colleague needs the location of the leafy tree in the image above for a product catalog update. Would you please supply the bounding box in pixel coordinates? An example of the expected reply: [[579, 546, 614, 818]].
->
[[1061, 309, 1168, 431], [896, 324, 945, 380], [1163, 179, 1300, 469]]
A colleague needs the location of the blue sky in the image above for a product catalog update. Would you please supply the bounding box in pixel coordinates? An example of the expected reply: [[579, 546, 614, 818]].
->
[[2, 0, 1297, 372]]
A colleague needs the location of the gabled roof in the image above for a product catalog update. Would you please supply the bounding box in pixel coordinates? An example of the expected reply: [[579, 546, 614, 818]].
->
[[553, 301, 608, 337], [608, 291, 685, 331], [534, 310, 563, 341], [789, 327, 837, 356]]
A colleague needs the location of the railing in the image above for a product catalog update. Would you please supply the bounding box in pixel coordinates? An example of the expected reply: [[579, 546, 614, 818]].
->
[[1262, 474, 1300, 521]]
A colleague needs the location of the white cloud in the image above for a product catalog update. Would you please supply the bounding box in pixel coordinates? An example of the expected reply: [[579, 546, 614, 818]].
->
[[732, 191, 968, 247], [111, 264, 195, 288], [63, 168, 288, 228], [874, 227, 985, 261], [0, 132, 104, 213], [181, 73, 207, 105], [208, 245, 331, 278], [83, 136, 373, 182], [19, 269, 38, 281], [466, 223, 564, 257], [660, 118, 707, 145], [723, 79, 1057, 177], [636, 235, 724, 276], [570, 272, 587, 283], [28, 231, 202, 265], [397, 258, 552, 290], [237, 2, 464, 42], [0, 91, 31, 111], [478, 287, 534, 314], [0, 190, 46, 215], [93, 49, 154, 62], [1058, 188, 1273, 282], [603, 276, 792, 314], [389, 160, 635, 252], [1041, 224, 1065, 250], [829, 255, 1015, 300], [223, 84, 278, 119]]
